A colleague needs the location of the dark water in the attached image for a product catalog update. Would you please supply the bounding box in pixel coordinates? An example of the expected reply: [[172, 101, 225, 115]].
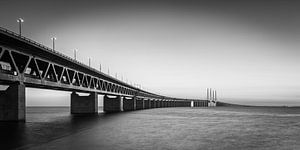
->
[[1, 106, 300, 150]]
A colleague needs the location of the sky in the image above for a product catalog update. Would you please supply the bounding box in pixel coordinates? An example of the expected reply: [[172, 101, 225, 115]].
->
[[0, 0, 299, 106]]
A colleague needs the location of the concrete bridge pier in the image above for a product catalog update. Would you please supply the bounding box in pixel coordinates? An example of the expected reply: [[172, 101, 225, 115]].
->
[[0, 83, 25, 121], [159, 100, 163, 108], [71, 91, 98, 114], [136, 98, 144, 110], [104, 95, 121, 113], [123, 97, 135, 111], [148, 99, 151, 108], [163, 100, 167, 107], [171, 101, 175, 107], [168, 100, 171, 107], [155, 100, 159, 108], [150, 100, 155, 108], [144, 99, 150, 109]]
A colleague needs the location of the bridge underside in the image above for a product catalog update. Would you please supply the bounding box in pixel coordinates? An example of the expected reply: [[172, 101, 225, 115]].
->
[[0, 83, 211, 121]]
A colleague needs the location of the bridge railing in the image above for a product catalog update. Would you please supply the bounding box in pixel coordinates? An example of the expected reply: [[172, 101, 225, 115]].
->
[[0, 27, 90, 70], [0, 27, 130, 86]]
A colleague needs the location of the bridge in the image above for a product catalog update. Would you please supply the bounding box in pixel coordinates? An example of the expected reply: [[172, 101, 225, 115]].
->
[[0, 27, 212, 121]]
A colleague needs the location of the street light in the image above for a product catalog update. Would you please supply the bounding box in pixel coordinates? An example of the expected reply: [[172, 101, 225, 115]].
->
[[17, 18, 24, 36], [51, 37, 57, 51], [99, 63, 102, 72], [74, 49, 77, 60], [88, 58, 91, 67]]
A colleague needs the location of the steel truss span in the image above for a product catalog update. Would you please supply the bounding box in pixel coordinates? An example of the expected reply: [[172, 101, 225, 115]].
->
[[0, 27, 195, 101]]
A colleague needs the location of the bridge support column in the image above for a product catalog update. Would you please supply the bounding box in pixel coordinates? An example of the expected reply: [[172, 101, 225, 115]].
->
[[104, 95, 121, 113], [142, 99, 145, 109], [0, 83, 25, 121], [157, 100, 160, 108], [150, 100, 154, 108], [148, 99, 151, 108], [136, 98, 144, 110], [123, 97, 134, 111], [144, 99, 149, 109], [71, 92, 98, 114]]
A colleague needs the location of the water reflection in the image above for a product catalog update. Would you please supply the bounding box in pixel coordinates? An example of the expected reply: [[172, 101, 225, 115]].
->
[[1, 107, 300, 150]]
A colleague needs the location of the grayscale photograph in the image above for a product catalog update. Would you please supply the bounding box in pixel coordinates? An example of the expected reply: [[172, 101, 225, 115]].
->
[[0, 0, 299, 150]]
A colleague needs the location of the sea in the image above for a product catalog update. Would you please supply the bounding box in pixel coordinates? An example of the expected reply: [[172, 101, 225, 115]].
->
[[1, 106, 300, 150]]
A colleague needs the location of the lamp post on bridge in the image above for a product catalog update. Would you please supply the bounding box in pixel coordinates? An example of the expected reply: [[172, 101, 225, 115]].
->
[[74, 49, 77, 60], [51, 37, 57, 51], [17, 18, 24, 36], [88, 58, 91, 67]]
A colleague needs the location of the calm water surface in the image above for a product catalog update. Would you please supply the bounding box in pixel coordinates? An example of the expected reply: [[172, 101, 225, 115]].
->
[[1, 106, 300, 150]]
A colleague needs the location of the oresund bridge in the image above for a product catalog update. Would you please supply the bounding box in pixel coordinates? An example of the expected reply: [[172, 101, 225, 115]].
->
[[0, 27, 214, 121]]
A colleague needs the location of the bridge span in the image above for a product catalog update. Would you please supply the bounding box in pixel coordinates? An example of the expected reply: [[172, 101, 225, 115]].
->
[[0, 27, 209, 121]]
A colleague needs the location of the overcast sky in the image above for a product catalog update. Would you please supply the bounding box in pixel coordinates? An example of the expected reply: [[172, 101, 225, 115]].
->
[[0, 0, 299, 106]]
